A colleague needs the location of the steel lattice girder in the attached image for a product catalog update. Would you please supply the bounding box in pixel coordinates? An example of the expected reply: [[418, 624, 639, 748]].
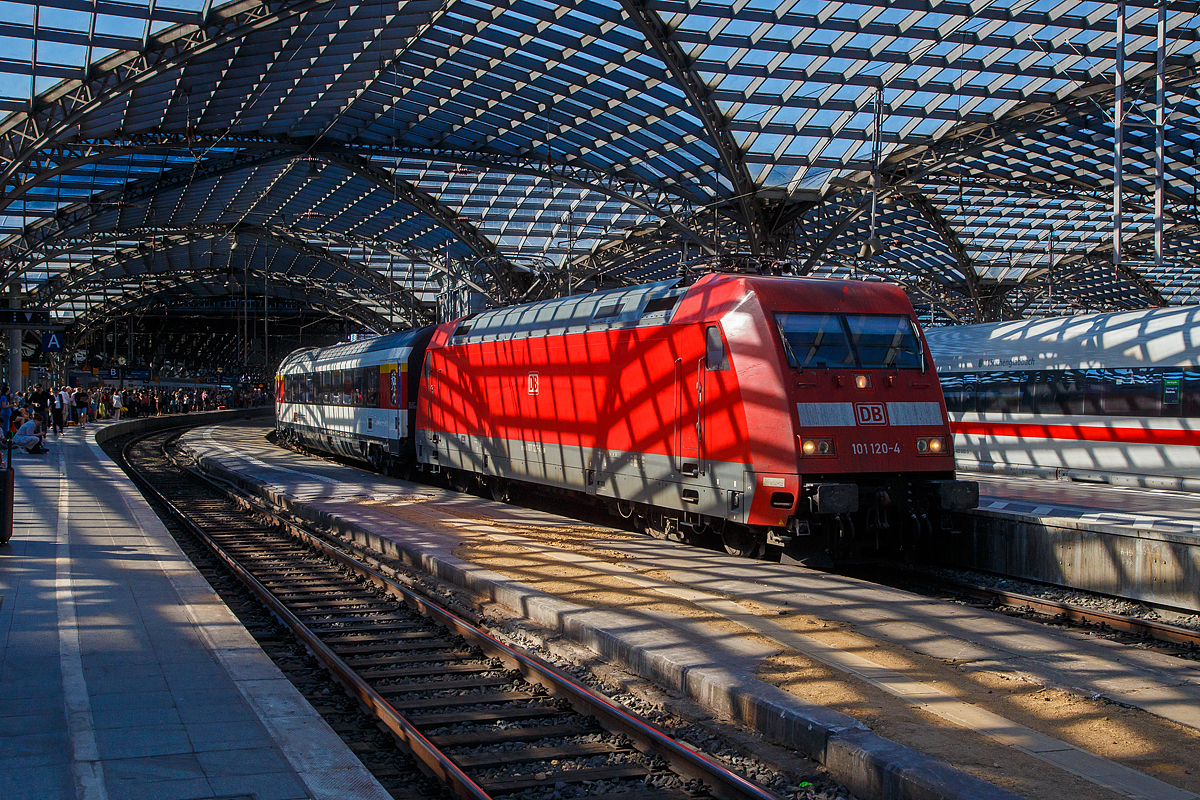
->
[[0, 0, 1197, 326], [70, 273, 394, 336], [40, 226, 434, 327]]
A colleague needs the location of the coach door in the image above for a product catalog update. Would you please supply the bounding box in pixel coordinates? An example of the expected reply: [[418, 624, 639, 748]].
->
[[673, 358, 701, 477]]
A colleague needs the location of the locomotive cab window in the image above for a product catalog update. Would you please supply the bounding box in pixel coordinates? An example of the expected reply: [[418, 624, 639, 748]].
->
[[705, 325, 730, 371], [844, 315, 924, 371], [776, 312, 923, 371], [775, 313, 853, 369]]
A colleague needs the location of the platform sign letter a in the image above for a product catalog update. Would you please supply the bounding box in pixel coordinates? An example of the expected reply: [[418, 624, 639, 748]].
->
[[42, 332, 62, 352]]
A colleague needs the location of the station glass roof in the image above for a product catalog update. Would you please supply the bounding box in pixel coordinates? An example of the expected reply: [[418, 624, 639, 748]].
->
[[0, 0, 1197, 334]]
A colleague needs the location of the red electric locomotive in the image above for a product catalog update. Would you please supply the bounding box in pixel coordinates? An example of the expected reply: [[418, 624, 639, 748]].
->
[[414, 273, 977, 560]]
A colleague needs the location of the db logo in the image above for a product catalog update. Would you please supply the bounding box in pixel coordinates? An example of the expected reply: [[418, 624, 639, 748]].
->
[[855, 403, 888, 425], [527, 372, 539, 395]]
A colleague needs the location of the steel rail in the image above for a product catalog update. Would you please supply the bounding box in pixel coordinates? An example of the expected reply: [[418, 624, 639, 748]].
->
[[167, 440, 782, 800], [935, 577, 1200, 649], [120, 433, 493, 800], [126, 428, 782, 800]]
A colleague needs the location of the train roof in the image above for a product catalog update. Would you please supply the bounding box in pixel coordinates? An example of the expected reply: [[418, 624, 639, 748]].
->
[[926, 305, 1200, 372], [277, 327, 434, 373], [447, 278, 686, 344], [446, 273, 915, 346]]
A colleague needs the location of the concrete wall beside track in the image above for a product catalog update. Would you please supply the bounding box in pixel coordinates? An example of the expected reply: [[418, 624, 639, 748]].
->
[[943, 509, 1200, 613], [92, 407, 273, 446]]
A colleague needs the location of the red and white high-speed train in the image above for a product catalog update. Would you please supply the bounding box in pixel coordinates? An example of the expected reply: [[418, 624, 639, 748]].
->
[[278, 273, 978, 560], [925, 305, 1200, 488]]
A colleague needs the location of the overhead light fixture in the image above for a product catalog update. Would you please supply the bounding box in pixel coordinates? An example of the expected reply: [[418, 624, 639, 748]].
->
[[858, 236, 885, 259]]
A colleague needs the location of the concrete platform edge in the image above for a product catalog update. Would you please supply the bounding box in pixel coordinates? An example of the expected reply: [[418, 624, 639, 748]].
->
[[89, 411, 393, 800], [190, 444, 1024, 800]]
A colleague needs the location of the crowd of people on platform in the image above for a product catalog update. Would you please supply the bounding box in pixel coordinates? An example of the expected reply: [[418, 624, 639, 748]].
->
[[0, 383, 271, 456]]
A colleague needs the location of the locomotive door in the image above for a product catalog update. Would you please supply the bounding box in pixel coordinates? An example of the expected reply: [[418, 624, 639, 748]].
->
[[673, 358, 701, 477]]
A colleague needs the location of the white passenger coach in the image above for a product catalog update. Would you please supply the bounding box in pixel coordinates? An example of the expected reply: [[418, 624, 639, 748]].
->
[[275, 328, 433, 472], [925, 305, 1200, 486]]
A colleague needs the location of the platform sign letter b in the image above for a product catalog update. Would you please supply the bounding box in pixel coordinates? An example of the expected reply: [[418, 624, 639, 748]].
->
[[42, 332, 62, 352]]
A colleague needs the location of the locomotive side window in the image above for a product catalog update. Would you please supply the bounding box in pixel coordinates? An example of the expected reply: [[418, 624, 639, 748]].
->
[[775, 313, 853, 368], [705, 326, 730, 371], [844, 315, 923, 370]]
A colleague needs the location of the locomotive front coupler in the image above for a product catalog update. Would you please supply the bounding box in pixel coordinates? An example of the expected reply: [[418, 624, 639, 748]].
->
[[926, 479, 980, 511], [805, 482, 859, 515]]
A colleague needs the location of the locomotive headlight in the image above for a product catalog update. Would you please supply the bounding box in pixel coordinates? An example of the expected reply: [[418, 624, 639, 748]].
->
[[801, 438, 835, 457], [854, 373, 872, 389], [916, 436, 945, 455]]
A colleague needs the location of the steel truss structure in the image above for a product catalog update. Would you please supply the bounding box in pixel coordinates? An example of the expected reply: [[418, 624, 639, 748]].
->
[[0, 0, 1197, 340]]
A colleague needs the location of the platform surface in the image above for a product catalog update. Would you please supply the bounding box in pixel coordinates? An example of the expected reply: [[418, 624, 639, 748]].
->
[[183, 420, 1200, 800], [0, 420, 392, 800], [971, 470, 1200, 534]]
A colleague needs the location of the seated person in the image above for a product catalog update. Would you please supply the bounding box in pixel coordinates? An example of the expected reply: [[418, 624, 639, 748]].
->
[[14, 413, 46, 454], [8, 408, 28, 439]]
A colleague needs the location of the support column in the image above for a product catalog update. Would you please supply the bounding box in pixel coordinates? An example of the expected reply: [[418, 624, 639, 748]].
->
[[7, 288, 21, 392], [1113, 0, 1126, 272], [1155, 0, 1166, 270]]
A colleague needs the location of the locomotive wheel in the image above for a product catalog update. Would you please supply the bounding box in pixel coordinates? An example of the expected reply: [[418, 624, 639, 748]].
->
[[642, 515, 672, 541], [393, 460, 413, 482], [722, 527, 765, 559], [448, 470, 474, 493], [489, 479, 512, 503]]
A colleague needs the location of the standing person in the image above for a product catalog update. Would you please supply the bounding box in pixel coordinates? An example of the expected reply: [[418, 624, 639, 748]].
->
[[0, 384, 10, 439], [51, 387, 65, 435], [74, 388, 89, 429], [58, 386, 71, 428], [112, 388, 123, 422], [29, 383, 51, 426], [14, 413, 46, 454]]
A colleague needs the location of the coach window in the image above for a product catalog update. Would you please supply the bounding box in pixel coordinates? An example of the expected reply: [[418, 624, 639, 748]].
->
[[1181, 371, 1200, 417], [366, 368, 379, 407], [1162, 370, 1183, 418], [705, 326, 730, 371], [1056, 370, 1085, 414], [352, 368, 364, 406], [977, 371, 1021, 413], [940, 374, 963, 413]]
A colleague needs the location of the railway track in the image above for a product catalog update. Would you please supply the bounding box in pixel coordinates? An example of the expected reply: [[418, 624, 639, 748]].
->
[[865, 567, 1200, 655], [120, 428, 784, 800], [278, 427, 1200, 659]]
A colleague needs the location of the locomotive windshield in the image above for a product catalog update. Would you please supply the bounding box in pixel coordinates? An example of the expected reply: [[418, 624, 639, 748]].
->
[[776, 313, 923, 370]]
